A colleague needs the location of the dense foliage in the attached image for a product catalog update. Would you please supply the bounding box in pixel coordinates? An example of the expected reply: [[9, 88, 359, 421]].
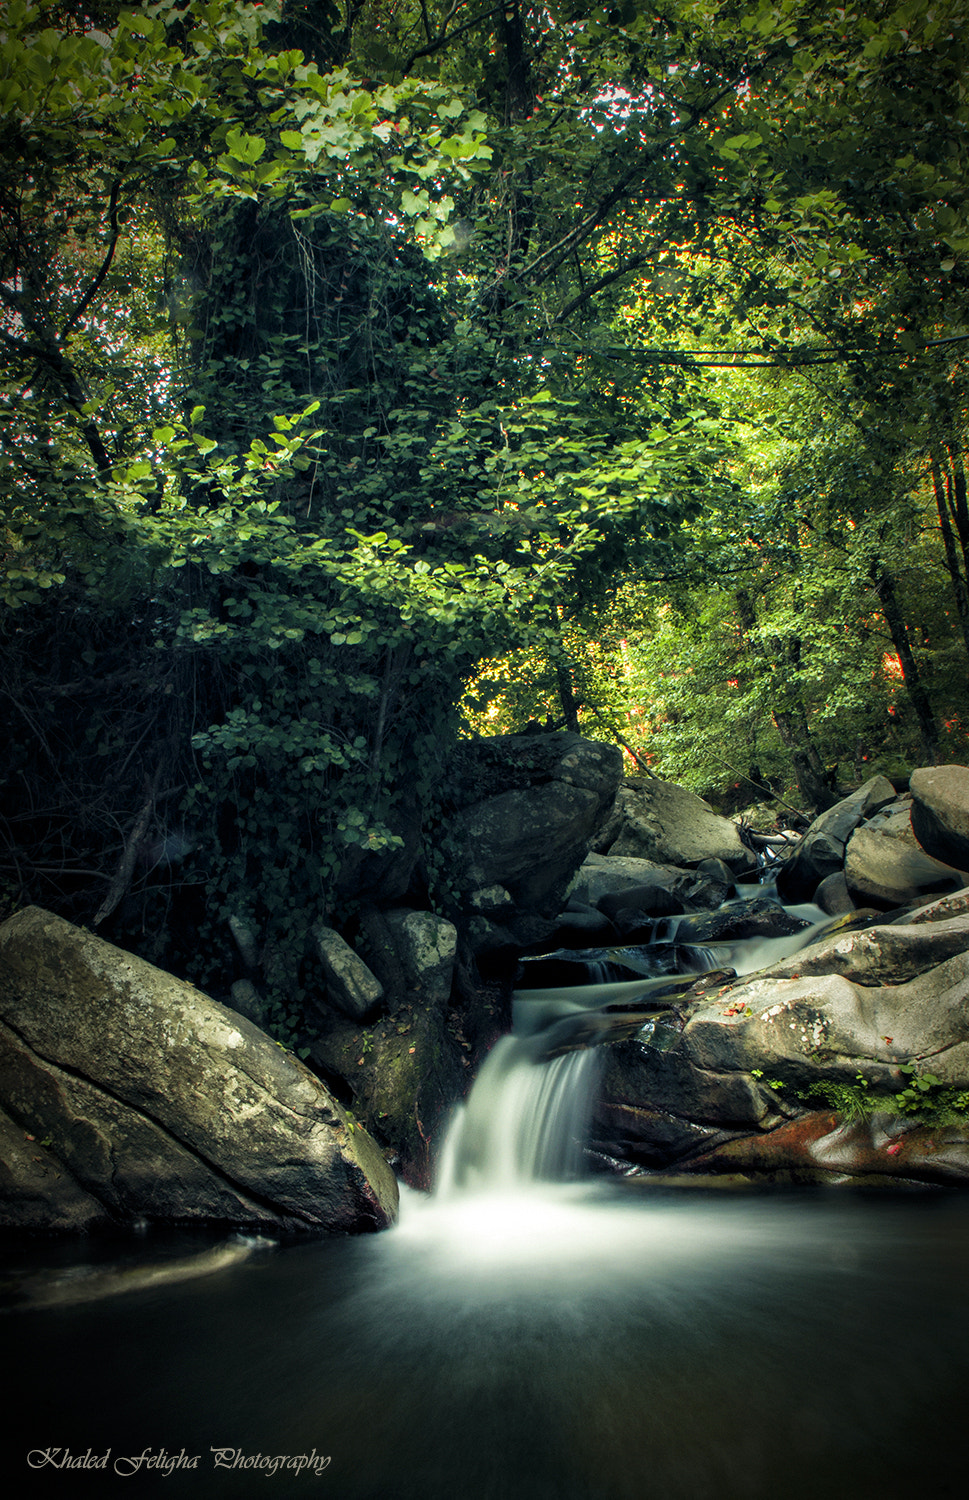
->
[[2, 0, 968, 1017]]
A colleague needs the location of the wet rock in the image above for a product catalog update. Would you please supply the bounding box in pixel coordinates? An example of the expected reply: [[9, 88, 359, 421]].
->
[[591, 1099, 732, 1168], [597, 887, 969, 1185], [910, 764, 969, 871], [684, 1111, 969, 1186], [597, 884, 686, 922], [0, 908, 399, 1235], [671, 900, 811, 946], [549, 904, 619, 947]]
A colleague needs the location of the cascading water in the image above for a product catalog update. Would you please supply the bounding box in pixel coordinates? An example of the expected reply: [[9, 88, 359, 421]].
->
[[435, 1035, 601, 1194], [6, 876, 969, 1500], [431, 872, 829, 1203]]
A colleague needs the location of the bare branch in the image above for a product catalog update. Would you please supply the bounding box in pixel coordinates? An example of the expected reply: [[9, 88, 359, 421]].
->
[[60, 178, 124, 341]]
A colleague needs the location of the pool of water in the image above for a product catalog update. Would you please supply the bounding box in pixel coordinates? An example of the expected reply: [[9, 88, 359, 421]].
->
[[5, 1181, 969, 1499]]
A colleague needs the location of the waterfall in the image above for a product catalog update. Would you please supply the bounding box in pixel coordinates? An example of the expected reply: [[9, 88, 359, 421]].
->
[[435, 1033, 602, 1196], [433, 877, 831, 1201]]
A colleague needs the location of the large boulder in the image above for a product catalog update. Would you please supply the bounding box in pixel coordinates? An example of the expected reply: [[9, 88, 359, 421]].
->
[[0, 908, 399, 1235], [844, 797, 966, 908], [910, 764, 969, 871], [777, 775, 897, 901], [445, 733, 623, 916], [598, 776, 750, 871], [569, 853, 689, 908]]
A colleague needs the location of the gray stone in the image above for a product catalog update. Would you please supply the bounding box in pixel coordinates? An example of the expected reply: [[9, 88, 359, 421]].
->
[[910, 764, 969, 871], [228, 978, 268, 1028], [814, 870, 855, 916], [844, 804, 966, 909], [778, 775, 897, 900], [603, 777, 749, 870], [445, 733, 623, 914], [570, 854, 689, 908], [0, 907, 398, 1235], [384, 909, 457, 1007], [312, 922, 385, 1021]]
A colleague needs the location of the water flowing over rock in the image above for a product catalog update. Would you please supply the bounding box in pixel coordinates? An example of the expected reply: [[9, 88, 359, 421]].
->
[[0, 908, 398, 1235], [596, 889, 969, 1186]]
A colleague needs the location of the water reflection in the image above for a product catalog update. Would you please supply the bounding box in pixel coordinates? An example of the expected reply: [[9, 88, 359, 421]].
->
[[6, 1185, 969, 1500]]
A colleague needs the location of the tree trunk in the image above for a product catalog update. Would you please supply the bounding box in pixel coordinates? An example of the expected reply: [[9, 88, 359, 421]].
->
[[771, 709, 837, 811], [555, 661, 581, 733], [869, 561, 939, 763], [930, 450, 969, 656]]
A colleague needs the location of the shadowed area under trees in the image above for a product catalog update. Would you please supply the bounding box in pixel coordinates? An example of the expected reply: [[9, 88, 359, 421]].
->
[[2, 0, 969, 1049]]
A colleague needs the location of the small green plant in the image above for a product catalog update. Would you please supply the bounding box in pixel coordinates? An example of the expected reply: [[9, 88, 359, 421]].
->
[[751, 1069, 785, 1091], [800, 1066, 969, 1126], [895, 1064, 969, 1122], [801, 1072, 873, 1122]]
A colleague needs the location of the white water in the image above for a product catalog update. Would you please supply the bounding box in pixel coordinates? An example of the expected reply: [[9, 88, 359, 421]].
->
[[435, 1035, 602, 1195]]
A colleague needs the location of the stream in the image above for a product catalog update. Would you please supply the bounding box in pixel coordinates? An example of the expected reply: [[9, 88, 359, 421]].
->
[[4, 883, 969, 1499]]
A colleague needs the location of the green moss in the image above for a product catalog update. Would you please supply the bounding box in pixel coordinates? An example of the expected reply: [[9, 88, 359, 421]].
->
[[799, 1066, 969, 1126]]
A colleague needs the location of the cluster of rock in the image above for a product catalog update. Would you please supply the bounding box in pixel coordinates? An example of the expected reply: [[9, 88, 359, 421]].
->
[[0, 732, 626, 1232], [0, 907, 399, 1235], [589, 766, 969, 1187], [5, 733, 969, 1234]]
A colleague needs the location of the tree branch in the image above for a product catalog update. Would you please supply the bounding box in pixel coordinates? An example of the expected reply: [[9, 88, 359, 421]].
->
[[60, 177, 123, 341], [554, 254, 648, 324]]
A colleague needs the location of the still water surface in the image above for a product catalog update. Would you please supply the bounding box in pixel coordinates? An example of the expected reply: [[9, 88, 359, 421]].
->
[[5, 1182, 969, 1500]]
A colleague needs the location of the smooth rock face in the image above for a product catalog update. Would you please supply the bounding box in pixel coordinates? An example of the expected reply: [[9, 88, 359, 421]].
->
[[777, 775, 897, 901], [312, 922, 384, 1021], [601, 777, 749, 870], [844, 802, 965, 908], [910, 764, 969, 871], [0, 908, 399, 1235]]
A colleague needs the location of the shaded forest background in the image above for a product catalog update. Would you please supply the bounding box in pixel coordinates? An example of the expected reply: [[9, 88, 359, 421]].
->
[[2, 0, 968, 1037]]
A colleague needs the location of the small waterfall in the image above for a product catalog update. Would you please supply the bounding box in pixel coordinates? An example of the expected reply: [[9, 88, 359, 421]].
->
[[433, 877, 832, 1201], [435, 1033, 602, 1196]]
